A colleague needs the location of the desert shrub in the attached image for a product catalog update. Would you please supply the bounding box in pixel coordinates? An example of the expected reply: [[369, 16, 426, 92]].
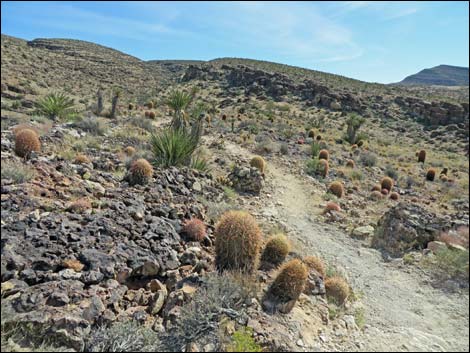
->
[[380, 177, 394, 192], [128, 158, 153, 186], [74, 154, 91, 164], [86, 320, 160, 352], [347, 169, 363, 181], [438, 227, 469, 249], [418, 149, 426, 163], [261, 233, 290, 266], [426, 168, 436, 181], [226, 327, 262, 352], [318, 149, 329, 160], [306, 158, 319, 176], [250, 156, 266, 173], [359, 151, 377, 167], [384, 165, 399, 180], [214, 211, 262, 273], [75, 117, 105, 135], [130, 117, 154, 133], [67, 198, 92, 213], [324, 201, 341, 214], [1, 160, 35, 183], [423, 247, 469, 281], [389, 192, 399, 200], [183, 218, 206, 241], [254, 137, 276, 155], [279, 143, 288, 155], [150, 128, 198, 168], [36, 92, 75, 121], [346, 159, 355, 168], [328, 181, 344, 198], [159, 272, 258, 351], [325, 276, 350, 305], [268, 259, 308, 302], [15, 129, 41, 158]]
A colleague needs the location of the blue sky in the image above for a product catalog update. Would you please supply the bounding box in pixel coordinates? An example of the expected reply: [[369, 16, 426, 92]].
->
[[1, 1, 468, 83]]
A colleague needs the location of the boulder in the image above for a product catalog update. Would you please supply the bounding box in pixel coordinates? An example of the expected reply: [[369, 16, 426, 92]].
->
[[372, 202, 448, 257]]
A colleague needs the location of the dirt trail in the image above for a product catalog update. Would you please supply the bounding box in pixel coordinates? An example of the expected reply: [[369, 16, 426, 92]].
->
[[222, 140, 469, 352]]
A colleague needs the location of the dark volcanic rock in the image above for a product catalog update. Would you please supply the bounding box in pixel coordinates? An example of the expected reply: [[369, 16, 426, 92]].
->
[[372, 202, 450, 257]]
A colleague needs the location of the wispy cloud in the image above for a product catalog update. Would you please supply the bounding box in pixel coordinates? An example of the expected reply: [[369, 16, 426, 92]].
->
[[383, 7, 418, 20], [330, 1, 420, 21], [12, 3, 192, 41]]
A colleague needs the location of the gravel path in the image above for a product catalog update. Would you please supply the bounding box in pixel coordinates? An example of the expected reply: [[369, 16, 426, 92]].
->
[[223, 140, 469, 352]]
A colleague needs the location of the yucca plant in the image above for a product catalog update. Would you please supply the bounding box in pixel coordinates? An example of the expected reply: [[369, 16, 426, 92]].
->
[[344, 113, 365, 144], [36, 92, 75, 121], [110, 88, 122, 119], [167, 89, 195, 131], [190, 153, 211, 172], [150, 127, 198, 168]]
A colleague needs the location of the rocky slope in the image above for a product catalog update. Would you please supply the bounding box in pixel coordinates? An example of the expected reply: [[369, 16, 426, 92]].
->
[[397, 65, 469, 86], [1, 34, 469, 352]]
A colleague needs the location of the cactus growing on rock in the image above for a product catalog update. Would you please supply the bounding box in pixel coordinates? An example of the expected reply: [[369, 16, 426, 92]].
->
[[324, 201, 341, 213], [325, 276, 350, 305], [268, 259, 308, 302], [128, 158, 153, 186], [319, 149, 329, 160], [328, 181, 344, 198], [380, 177, 394, 192], [14, 129, 41, 158], [303, 256, 326, 278], [418, 150, 426, 163], [183, 218, 206, 241], [318, 159, 329, 177], [261, 233, 290, 266], [250, 156, 266, 173], [426, 168, 436, 181], [214, 211, 262, 273]]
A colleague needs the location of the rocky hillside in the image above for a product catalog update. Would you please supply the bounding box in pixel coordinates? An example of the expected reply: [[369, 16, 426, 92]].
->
[[1, 34, 469, 352], [397, 64, 469, 86]]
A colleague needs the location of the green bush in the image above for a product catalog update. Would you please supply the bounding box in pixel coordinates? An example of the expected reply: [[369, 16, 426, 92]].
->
[[359, 151, 377, 167], [36, 92, 75, 121], [150, 128, 198, 168], [190, 153, 211, 172], [1, 160, 35, 183], [311, 141, 321, 158], [86, 321, 160, 352], [227, 327, 262, 352]]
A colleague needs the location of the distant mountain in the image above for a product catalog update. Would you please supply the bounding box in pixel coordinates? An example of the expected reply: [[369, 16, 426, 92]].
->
[[396, 65, 469, 86]]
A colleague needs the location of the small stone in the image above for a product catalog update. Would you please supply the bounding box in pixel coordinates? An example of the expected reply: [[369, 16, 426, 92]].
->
[[192, 181, 202, 192], [427, 241, 447, 253], [352, 225, 375, 239]]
